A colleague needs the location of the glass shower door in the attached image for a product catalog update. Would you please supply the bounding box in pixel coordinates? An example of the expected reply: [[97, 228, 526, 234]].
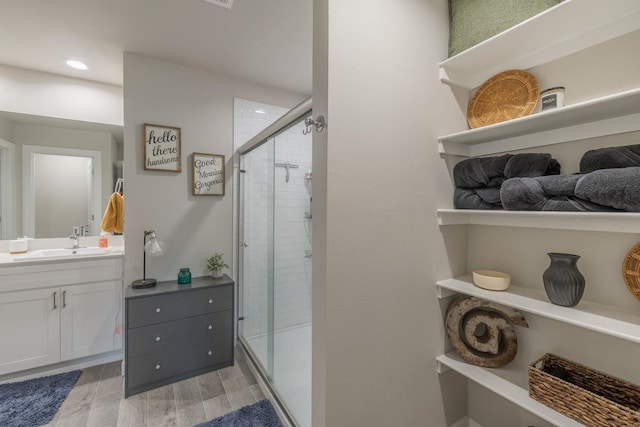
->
[[239, 137, 275, 376], [271, 119, 312, 427], [238, 113, 312, 427]]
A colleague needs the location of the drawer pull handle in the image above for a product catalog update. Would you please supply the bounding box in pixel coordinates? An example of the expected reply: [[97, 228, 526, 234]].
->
[[208, 325, 213, 330], [155, 364, 161, 370], [207, 350, 212, 356], [155, 308, 161, 313], [155, 336, 161, 342], [208, 299, 213, 304]]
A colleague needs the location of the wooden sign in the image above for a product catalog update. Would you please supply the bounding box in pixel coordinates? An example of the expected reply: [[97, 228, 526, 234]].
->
[[143, 123, 181, 172], [192, 153, 225, 196]]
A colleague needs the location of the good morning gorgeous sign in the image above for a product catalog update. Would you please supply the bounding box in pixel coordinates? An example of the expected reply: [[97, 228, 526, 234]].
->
[[192, 153, 225, 196], [144, 123, 181, 172]]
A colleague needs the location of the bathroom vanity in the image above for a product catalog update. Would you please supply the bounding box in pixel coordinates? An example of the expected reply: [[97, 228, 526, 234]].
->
[[0, 249, 124, 376], [124, 275, 234, 397]]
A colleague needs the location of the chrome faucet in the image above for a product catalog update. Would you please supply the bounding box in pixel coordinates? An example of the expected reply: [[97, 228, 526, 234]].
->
[[69, 226, 81, 249]]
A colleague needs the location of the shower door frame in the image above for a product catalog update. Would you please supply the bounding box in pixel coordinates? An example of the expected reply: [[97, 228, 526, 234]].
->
[[236, 97, 312, 426]]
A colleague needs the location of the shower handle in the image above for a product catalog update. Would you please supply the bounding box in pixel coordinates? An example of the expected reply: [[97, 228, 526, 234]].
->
[[241, 242, 248, 247]]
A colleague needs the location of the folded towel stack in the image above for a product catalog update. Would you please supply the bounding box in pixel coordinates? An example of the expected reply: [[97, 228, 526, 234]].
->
[[453, 153, 561, 210], [498, 143, 640, 212]]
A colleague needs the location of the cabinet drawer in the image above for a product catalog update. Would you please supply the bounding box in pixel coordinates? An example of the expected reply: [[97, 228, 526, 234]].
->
[[127, 285, 232, 328], [127, 310, 232, 358], [127, 340, 233, 390]]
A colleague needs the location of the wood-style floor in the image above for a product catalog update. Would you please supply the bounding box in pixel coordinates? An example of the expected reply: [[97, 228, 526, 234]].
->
[[45, 349, 264, 427]]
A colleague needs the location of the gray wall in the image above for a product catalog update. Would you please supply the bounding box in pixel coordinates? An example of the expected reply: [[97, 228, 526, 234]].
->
[[122, 53, 306, 289]]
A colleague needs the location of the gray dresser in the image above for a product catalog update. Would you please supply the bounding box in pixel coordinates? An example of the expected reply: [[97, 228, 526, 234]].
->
[[124, 275, 234, 397]]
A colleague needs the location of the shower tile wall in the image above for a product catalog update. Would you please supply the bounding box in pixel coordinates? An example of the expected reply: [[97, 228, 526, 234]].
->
[[234, 98, 312, 339]]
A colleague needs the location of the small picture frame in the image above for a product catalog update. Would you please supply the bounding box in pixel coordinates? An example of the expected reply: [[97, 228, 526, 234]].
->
[[192, 153, 225, 196], [143, 123, 181, 172]]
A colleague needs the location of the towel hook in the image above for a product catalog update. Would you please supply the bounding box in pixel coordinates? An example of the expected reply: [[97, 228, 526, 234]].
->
[[303, 115, 327, 135]]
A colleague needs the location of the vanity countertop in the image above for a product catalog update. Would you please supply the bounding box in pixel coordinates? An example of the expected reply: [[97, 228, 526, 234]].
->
[[0, 245, 124, 267]]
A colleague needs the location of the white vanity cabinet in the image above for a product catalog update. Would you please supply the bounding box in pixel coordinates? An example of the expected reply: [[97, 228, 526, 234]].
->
[[0, 257, 123, 376], [0, 287, 60, 374], [60, 280, 121, 361]]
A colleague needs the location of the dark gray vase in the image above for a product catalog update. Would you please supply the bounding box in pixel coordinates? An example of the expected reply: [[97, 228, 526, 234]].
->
[[543, 253, 585, 307]]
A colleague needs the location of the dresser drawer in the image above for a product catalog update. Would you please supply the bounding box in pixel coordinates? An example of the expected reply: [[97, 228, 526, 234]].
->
[[127, 340, 233, 390], [127, 310, 232, 358], [127, 285, 232, 328]]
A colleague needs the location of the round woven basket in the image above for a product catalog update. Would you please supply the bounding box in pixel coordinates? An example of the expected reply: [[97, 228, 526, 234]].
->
[[467, 69, 539, 129], [622, 241, 640, 302]]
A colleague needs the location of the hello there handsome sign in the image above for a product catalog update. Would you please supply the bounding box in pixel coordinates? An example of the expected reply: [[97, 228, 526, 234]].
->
[[144, 123, 181, 172]]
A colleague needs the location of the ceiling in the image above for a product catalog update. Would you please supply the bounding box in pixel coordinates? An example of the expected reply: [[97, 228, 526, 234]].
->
[[0, 0, 312, 95]]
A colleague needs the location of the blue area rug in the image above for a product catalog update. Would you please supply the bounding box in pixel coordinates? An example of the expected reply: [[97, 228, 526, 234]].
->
[[0, 370, 82, 427], [196, 399, 283, 427]]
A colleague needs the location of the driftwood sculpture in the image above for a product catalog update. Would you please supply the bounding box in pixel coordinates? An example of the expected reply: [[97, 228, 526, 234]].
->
[[445, 296, 528, 368]]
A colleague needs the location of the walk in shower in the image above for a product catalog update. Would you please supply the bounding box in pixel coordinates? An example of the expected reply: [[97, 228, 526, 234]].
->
[[237, 98, 312, 427]]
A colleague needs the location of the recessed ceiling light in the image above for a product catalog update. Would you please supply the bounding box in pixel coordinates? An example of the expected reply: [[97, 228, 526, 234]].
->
[[255, 109, 266, 114], [203, 0, 234, 9], [64, 59, 89, 70]]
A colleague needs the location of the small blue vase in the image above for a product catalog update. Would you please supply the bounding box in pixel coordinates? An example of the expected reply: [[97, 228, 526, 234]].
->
[[543, 253, 585, 307]]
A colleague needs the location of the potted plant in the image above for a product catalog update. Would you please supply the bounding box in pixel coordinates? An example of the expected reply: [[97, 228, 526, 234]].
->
[[206, 252, 229, 279]]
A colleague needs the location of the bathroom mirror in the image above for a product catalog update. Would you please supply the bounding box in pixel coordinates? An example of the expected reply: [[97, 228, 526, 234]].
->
[[0, 111, 123, 240]]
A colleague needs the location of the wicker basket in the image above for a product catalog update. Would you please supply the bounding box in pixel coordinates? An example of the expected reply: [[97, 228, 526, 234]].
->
[[528, 353, 640, 426]]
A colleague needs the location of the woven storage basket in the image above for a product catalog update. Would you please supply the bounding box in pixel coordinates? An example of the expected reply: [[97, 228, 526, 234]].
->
[[528, 353, 640, 426]]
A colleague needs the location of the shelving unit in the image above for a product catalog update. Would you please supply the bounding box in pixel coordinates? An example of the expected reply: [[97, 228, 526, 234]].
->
[[436, 353, 583, 427], [439, 0, 640, 89], [437, 209, 640, 234], [435, 2, 640, 425], [438, 88, 640, 157], [437, 277, 640, 344]]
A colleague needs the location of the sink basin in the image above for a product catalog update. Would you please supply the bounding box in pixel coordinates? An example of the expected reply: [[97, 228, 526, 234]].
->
[[13, 247, 111, 261]]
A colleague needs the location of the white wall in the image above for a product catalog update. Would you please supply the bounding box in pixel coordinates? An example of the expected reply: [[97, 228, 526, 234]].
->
[[0, 64, 122, 126], [122, 53, 306, 289], [0, 115, 10, 140], [313, 1, 468, 425]]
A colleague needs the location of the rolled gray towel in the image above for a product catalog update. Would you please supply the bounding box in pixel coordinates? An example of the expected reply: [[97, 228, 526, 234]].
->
[[453, 155, 511, 188], [575, 167, 640, 211], [500, 175, 616, 211], [454, 153, 561, 189], [504, 153, 561, 178], [580, 144, 640, 173], [454, 187, 502, 210]]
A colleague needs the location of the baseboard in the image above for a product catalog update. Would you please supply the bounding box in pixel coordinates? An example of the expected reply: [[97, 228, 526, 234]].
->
[[0, 350, 123, 384]]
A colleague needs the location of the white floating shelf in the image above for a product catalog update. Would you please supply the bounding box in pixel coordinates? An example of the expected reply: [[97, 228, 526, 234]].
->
[[439, 0, 640, 89], [437, 88, 640, 157], [436, 352, 583, 427], [437, 209, 640, 234], [436, 277, 640, 344]]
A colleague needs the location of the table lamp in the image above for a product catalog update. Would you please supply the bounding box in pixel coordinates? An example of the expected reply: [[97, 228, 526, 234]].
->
[[132, 230, 165, 289]]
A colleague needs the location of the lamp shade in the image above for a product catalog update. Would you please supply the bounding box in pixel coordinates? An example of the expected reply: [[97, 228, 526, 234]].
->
[[144, 231, 165, 256]]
